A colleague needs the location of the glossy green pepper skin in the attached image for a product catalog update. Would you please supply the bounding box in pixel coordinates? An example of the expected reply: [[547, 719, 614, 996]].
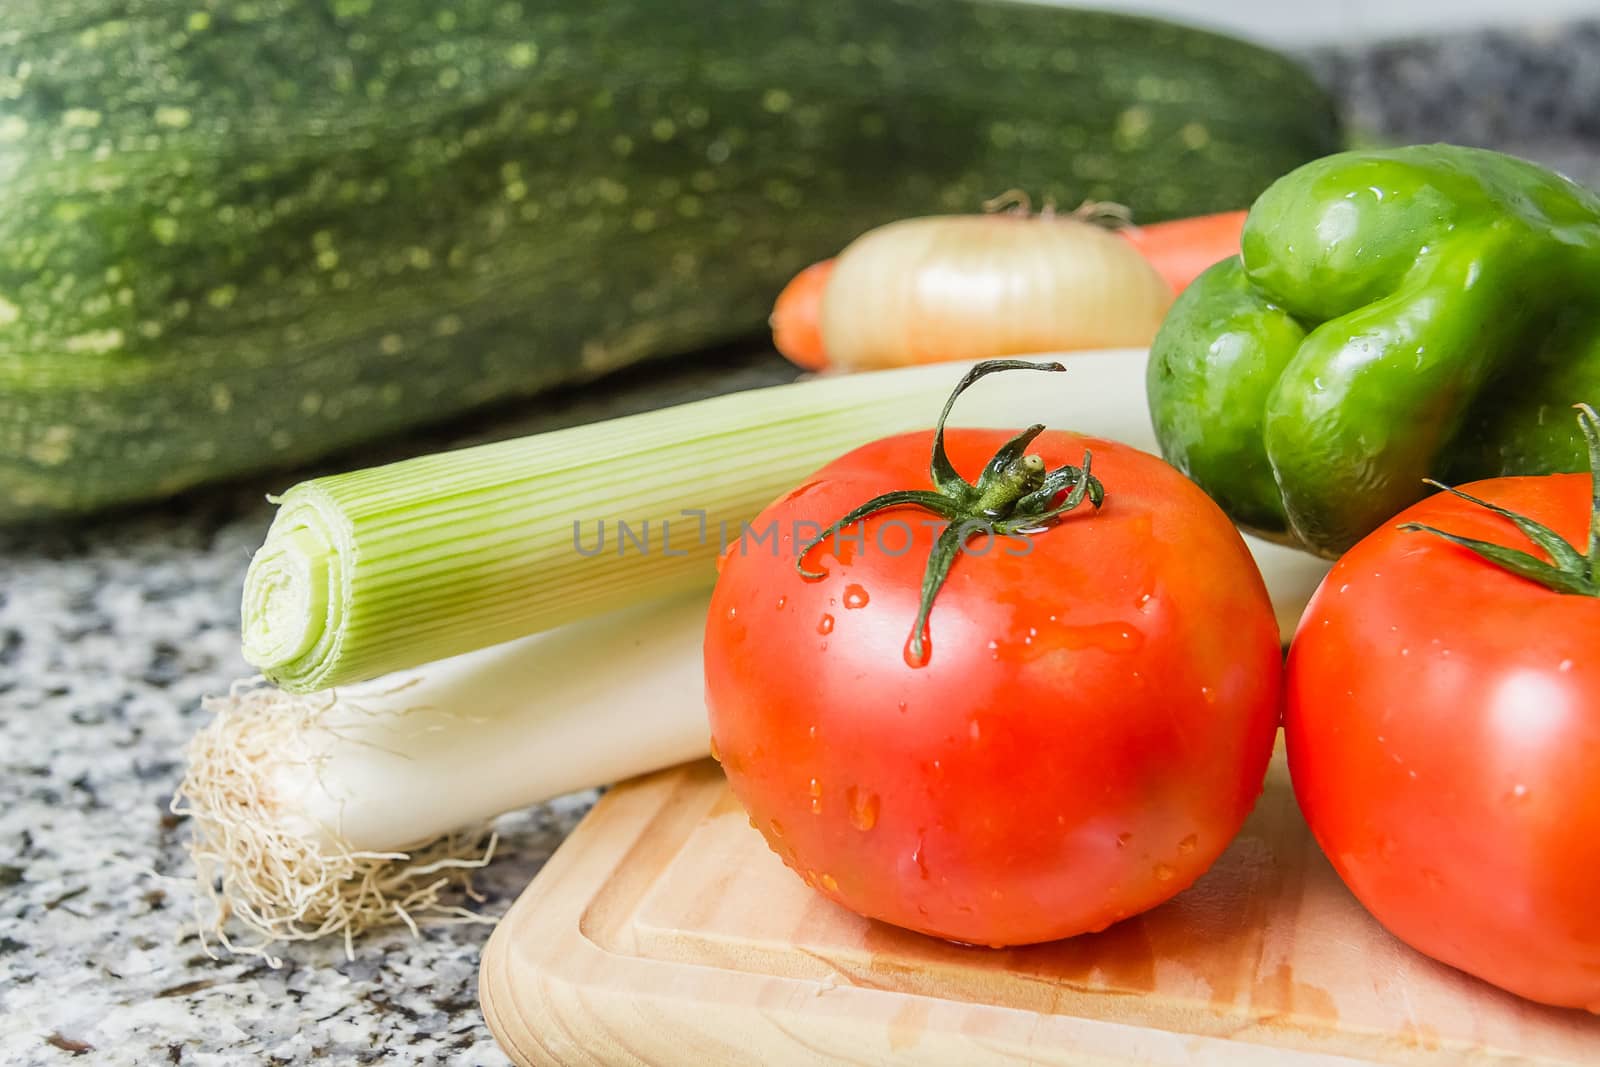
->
[[1148, 144, 1600, 558]]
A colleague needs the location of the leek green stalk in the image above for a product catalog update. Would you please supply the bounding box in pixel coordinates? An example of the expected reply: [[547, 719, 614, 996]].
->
[[241, 358, 1104, 690], [241, 352, 1329, 691]]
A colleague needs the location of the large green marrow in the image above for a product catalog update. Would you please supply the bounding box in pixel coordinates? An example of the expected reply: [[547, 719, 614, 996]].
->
[[0, 0, 1341, 521]]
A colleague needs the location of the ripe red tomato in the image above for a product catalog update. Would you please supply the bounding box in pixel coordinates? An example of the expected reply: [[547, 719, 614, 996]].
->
[[704, 391, 1281, 947], [1286, 473, 1600, 1010]]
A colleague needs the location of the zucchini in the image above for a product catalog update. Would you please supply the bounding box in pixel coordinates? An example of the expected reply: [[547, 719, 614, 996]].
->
[[0, 0, 1342, 522]]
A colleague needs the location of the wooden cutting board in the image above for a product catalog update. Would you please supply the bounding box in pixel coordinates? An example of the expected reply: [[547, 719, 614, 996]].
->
[[480, 745, 1600, 1066]]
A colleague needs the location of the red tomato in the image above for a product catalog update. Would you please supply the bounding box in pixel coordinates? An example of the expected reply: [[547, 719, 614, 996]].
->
[[704, 424, 1282, 947], [1286, 474, 1600, 1010]]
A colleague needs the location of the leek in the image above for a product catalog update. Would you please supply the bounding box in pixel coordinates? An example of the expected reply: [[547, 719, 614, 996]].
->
[[177, 590, 712, 960], [242, 352, 1330, 692]]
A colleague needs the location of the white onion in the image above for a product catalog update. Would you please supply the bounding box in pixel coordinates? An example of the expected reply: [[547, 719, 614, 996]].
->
[[820, 215, 1174, 371]]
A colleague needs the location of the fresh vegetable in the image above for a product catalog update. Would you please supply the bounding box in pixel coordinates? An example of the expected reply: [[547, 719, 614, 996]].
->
[[768, 210, 1246, 371], [0, 0, 1342, 523], [770, 261, 835, 372], [704, 361, 1283, 947], [1119, 210, 1247, 292], [1148, 144, 1600, 558], [178, 590, 714, 959], [243, 352, 1329, 693], [815, 212, 1173, 372], [1285, 406, 1600, 1011]]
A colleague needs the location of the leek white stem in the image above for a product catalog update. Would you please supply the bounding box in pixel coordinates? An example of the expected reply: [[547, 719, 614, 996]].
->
[[177, 590, 712, 959]]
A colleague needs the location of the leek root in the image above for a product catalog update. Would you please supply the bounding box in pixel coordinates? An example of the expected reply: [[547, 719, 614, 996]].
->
[[178, 590, 712, 959]]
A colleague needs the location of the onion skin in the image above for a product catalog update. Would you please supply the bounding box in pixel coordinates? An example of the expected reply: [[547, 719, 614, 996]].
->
[[771, 211, 1246, 370], [816, 215, 1172, 371]]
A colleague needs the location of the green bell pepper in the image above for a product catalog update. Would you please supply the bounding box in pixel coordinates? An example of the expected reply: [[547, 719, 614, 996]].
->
[[1148, 144, 1600, 558]]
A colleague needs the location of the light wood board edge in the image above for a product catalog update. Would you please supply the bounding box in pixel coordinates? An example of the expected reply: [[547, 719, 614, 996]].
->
[[479, 763, 1383, 1067]]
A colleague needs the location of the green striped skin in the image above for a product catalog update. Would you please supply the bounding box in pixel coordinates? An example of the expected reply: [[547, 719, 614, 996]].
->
[[0, 0, 1342, 522]]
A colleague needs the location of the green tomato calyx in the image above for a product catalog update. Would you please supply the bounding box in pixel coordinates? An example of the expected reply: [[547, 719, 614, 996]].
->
[[1400, 403, 1600, 596], [795, 359, 1105, 661]]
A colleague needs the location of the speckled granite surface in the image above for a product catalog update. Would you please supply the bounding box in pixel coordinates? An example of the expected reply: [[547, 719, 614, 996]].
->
[[0, 351, 795, 1066], [3, 20, 1598, 1066]]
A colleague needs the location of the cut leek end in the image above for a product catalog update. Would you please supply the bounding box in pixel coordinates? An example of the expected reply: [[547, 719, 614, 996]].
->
[[241, 490, 344, 690], [172, 680, 495, 965]]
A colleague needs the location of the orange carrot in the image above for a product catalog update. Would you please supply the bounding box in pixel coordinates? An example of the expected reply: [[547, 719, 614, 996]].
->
[[1117, 210, 1246, 293], [769, 259, 836, 370]]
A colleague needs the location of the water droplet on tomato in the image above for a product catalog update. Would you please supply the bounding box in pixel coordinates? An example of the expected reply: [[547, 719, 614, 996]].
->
[[896, 701, 908, 714], [912, 838, 930, 880], [846, 787, 879, 831], [820, 873, 839, 893], [810, 798, 822, 815], [816, 613, 834, 635], [903, 632, 931, 668], [1508, 784, 1529, 802], [808, 724, 817, 740], [1058, 622, 1144, 653], [1154, 864, 1176, 882], [843, 584, 869, 609], [726, 606, 738, 620], [1178, 833, 1197, 854], [1116, 832, 1132, 848], [809, 777, 822, 797], [709, 736, 722, 762], [1560, 659, 1574, 672], [969, 720, 982, 742], [783, 480, 824, 503], [775, 596, 786, 610], [1200, 686, 1216, 705]]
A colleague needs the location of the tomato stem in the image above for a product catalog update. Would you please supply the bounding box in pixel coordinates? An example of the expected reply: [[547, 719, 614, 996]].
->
[[1399, 403, 1600, 596], [795, 359, 1105, 660]]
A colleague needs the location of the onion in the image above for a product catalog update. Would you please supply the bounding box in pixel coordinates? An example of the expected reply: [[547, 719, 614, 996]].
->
[[819, 212, 1173, 371]]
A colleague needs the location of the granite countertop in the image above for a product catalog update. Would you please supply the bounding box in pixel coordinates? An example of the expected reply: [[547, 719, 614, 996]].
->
[[3, 21, 1598, 1066]]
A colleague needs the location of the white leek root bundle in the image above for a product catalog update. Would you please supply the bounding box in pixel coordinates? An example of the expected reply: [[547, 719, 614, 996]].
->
[[176, 591, 713, 960]]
